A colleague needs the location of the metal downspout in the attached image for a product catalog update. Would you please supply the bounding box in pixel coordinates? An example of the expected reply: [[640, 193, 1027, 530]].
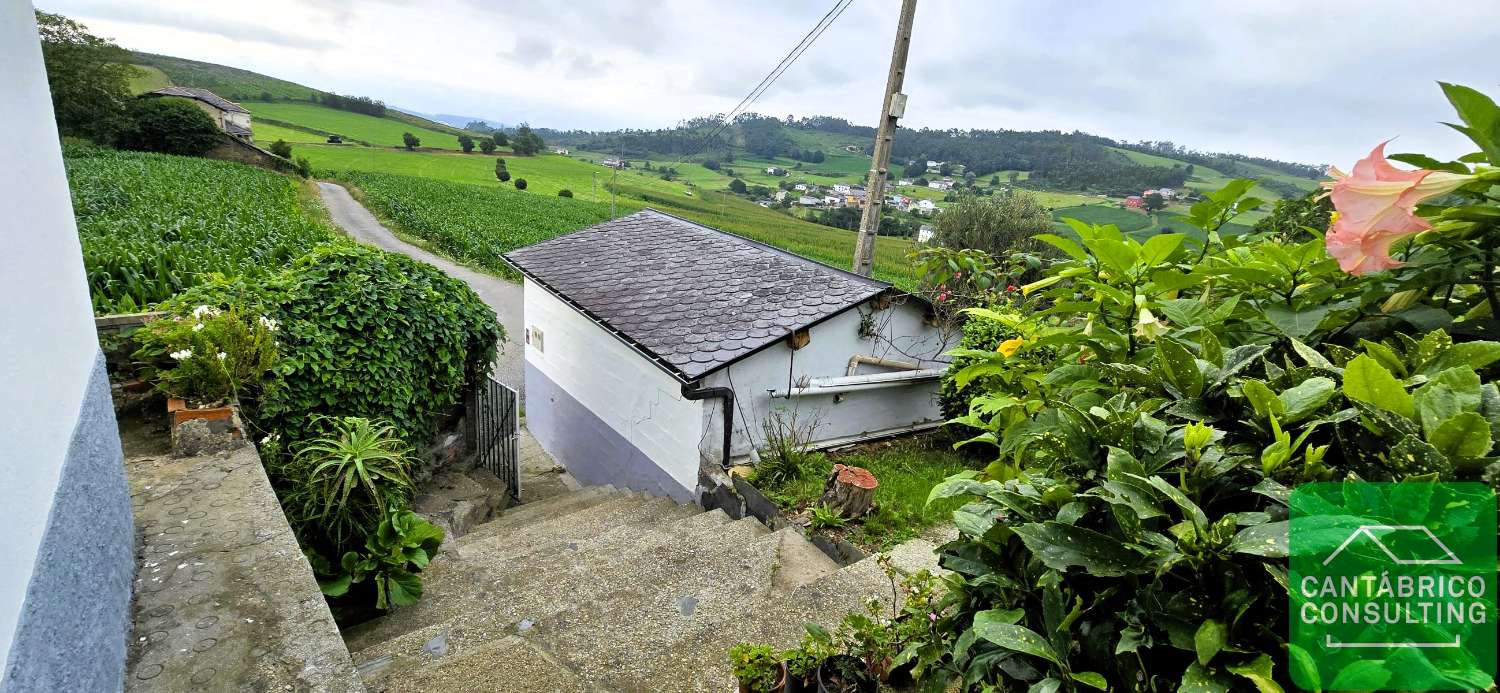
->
[[681, 382, 735, 470]]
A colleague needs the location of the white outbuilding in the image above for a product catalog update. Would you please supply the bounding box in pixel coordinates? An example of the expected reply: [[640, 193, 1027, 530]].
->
[[504, 210, 954, 502]]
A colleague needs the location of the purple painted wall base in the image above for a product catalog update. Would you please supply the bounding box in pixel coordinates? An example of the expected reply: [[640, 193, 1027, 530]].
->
[[525, 361, 696, 503]]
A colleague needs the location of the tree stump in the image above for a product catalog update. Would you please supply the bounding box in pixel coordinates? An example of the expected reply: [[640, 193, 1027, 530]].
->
[[819, 464, 878, 518]]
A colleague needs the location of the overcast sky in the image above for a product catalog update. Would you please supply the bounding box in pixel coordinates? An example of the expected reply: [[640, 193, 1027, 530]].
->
[[42, 0, 1500, 167]]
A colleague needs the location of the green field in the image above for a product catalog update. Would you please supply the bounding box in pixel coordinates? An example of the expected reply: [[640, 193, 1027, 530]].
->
[[1107, 146, 1318, 202], [1051, 204, 1153, 233], [246, 103, 467, 150], [253, 121, 332, 145], [340, 171, 617, 276], [126, 64, 171, 94], [65, 146, 337, 313]]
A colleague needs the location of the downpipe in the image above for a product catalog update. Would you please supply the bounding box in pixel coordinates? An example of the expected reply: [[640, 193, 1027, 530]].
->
[[681, 382, 735, 470]]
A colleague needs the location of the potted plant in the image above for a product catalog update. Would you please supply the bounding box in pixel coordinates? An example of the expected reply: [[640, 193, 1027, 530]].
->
[[814, 654, 875, 693], [133, 305, 277, 431], [783, 625, 838, 693], [729, 643, 787, 693]]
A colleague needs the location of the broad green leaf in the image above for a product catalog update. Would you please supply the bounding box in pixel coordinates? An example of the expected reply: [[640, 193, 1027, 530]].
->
[[1358, 338, 1406, 377], [1387, 152, 1472, 174], [1033, 233, 1087, 261], [1142, 476, 1209, 535], [1139, 233, 1185, 266], [1440, 81, 1500, 163], [1429, 412, 1493, 459], [1278, 377, 1335, 424], [1227, 654, 1285, 693], [972, 619, 1059, 665], [1328, 660, 1391, 692], [1070, 672, 1108, 690], [1194, 619, 1227, 665], [317, 573, 352, 597], [1157, 337, 1204, 397], [1414, 367, 1482, 433], [1262, 303, 1335, 339], [1286, 644, 1320, 692], [1342, 354, 1414, 419], [1288, 339, 1334, 370], [1026, 678, 1063, 693], [1181, 661, 1233, 693], [1228, 521, 1288, 557], [1011, 521, 1145, 577], [1421, 340, 1500, 375], [1241, 379, 1284, 420], [1087, 238, 1139, 274]]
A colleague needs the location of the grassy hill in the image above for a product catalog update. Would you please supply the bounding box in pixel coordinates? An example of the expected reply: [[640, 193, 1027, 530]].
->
[[249, 103, 469, 150], [131, 51, 318, 101], [126, 64, 171, 94]]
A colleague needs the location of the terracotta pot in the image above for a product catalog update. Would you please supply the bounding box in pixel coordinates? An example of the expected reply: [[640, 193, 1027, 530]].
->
[[166, 397, 236, 429], [738, 662, 789, 693]]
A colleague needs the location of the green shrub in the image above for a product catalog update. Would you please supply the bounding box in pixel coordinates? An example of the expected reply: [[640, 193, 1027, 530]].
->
[[727, 643, 781, 692], [514, 177, 528, 190], [116, 97, 223, 156], [557, 188, 573, 198], [167, 243, 500, 449], [311, 509, 444, 610], [937, 310, 1016, 423], [132, 305, 278, 403], [269, 139, 293, 159]]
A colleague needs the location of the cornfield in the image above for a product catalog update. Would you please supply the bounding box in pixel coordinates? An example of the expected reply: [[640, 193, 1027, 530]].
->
[[66, 148, 335, 313], [336, 171, 615, 277]]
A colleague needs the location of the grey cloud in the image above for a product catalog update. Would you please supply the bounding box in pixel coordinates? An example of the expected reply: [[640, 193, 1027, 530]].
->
[[63, 2, 335, 50]]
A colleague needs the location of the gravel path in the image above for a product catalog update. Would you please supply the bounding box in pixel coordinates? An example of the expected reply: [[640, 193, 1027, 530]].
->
[[315, 182, 525, 397]]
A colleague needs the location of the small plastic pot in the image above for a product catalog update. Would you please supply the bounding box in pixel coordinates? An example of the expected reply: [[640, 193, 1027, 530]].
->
[[815, 655, 877, 693], [738, 662, 789, 693]]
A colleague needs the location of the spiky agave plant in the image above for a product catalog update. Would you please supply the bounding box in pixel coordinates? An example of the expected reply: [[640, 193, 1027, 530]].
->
[[284, 416, 415, 551]]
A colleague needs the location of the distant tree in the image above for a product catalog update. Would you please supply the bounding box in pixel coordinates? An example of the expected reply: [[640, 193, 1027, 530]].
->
[[933, 190, 1052, 258], [494, 132, 509, 146], [511, 123, 545, 156], [915, 176, 929, 187], [1185, 164, 1195, 178], [116, 98, 223, 156], [964, 171, 977, 185], [260, 91, 274, 101], [811, 150, 825, 163], [35, 10, 134, 142], [1142, 192, 1167, 213], [703, 159, 721, 171], [728, 178, 748, 194], [557, 189, 573, 198], [269, 139, 293, 159], [514, 178, 528, 190], [293, 156, 313, 178], [464, 120, 494, 134], [494, 157, 510, 182], [1252, 191, 1332, 240], [989, 175, 1000, 186], [1008, 171, 1021, 185], [458, 134, 475, 153], [402, 132, 420, 150], [479, 137, 497, 154]]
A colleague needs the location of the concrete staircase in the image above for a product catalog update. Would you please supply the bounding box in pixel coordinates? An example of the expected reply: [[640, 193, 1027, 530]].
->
[[344, 485, 940, 692]]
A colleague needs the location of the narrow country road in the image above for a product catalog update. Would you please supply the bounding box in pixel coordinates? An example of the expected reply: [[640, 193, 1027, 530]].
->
[[315, 182, 525, 398]]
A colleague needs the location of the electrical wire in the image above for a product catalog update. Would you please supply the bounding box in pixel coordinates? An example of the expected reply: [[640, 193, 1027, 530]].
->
[[674, 0, 855, 164]]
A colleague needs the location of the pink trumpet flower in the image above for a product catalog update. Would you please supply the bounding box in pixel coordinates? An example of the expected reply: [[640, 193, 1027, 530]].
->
[[1321, 141, 1472, 275]]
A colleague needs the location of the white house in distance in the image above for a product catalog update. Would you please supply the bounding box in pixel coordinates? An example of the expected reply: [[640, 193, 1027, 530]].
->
[[144, 86, 252, 139], [797, 195, 820, 206], [765, 166, 786, 176], [833, 183, 852, 194], [916, 199, 938, 215], [504, 210, 952, 502], [928, 179, 954, 191]]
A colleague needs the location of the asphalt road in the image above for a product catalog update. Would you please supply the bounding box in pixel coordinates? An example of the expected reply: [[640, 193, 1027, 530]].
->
[[315, 182, 525, 398]]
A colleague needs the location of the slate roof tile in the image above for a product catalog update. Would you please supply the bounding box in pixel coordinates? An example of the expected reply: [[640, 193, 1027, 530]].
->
[[504, 209, 890, 380]]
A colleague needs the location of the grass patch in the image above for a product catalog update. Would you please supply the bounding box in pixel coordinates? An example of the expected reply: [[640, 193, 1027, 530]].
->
[[126, 64, 171, 94], [246, 103, 467, 150], [754, 435, 980, 551]]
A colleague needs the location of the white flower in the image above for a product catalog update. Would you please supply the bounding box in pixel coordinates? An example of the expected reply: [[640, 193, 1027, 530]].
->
[[216, 352, 227, 361], [169, 349, 193, 360], [190, 305, 219, 319], [258, 316, 279, 332], [192, 323, 205, 332]]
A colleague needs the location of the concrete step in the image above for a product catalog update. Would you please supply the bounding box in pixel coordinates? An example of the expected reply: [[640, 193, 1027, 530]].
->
[[346, 494, 683, 653], [451, 486, 619, 545], [625, 537, 944, 691], [358, 635, 587, 693], [519, 518, 795, 690], [353, 510, 754, 689]]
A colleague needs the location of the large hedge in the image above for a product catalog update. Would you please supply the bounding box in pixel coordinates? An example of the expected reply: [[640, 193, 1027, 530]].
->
[[167, 243, 500, 449]]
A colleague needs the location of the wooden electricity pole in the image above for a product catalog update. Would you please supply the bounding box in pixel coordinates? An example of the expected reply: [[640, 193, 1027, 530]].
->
[[852, 0, 917, 277]]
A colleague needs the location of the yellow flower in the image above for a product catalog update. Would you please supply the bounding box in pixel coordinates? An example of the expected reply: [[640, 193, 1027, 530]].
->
[[996, 337, 1026, 358]]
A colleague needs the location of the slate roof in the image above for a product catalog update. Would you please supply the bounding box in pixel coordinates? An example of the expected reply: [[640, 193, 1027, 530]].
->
[[504, 209, 892, 381], [146, 87, 250, 114]]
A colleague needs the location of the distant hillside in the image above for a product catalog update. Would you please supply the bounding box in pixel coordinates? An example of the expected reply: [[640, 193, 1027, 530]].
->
[[128, 52, 473, 138]]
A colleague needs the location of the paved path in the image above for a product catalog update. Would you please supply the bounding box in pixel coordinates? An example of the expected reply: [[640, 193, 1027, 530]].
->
[[316, 182, 524, 397]]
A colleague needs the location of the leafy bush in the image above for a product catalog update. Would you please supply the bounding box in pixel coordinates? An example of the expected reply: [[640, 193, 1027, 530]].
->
[[479, 137, 497, 154], [755, 408, 822, 485], [808, 503, 848, 530], [312, 509, 444, 610], [402, 132, 420, 150], [557, 188, 573, 198], [66, 148, 335, 313], [133, 305, 278, 403], [268, 139, 293, 159], [280, 416, 416, 551], [727, 643, 782, 692], [514, 177, 528, 191], [116, 97, 224, 156], [937, 309, 1018, 424], [166, 243, 500, 449]]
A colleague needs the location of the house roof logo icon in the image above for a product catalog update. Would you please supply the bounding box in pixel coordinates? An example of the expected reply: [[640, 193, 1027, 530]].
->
[[1323, 524, 1463, 566]]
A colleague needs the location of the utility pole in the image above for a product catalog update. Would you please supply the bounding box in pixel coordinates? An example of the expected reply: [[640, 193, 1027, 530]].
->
[[852, 0, 917, 277]]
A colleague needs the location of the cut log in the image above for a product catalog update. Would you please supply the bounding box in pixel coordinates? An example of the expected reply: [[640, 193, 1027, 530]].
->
[[819, 463, 878, 518]]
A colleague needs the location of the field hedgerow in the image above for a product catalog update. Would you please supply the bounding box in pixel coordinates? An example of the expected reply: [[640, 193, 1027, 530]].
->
[[66, 146, 337, 313], [335, 170, 616, 276]]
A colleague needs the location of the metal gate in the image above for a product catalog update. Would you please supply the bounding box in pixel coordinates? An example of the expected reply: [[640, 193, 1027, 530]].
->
[[467, 376, 520, 504]]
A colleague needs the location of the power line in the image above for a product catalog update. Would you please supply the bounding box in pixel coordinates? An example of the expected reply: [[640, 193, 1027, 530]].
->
[[674, 0, 854, 163]]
